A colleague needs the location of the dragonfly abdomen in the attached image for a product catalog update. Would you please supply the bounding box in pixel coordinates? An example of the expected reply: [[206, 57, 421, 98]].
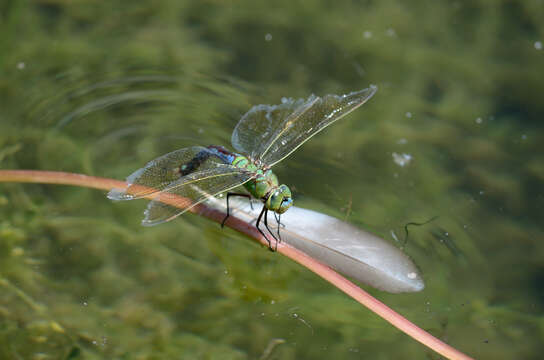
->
[[178, 145, 237, 176], [206, 145, 238, 165], [179, 150, 212, 176]]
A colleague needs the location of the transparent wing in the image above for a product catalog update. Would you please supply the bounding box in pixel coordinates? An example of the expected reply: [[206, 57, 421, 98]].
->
[[231, 85, 377, 166], [140, 167, 252, 225], [108, 146, 215, 200], [108, 146, 253, 225]]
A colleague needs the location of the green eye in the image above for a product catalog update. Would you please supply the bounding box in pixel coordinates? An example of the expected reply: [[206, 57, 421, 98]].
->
[[266, 185, 292, 213], [278, 197, 293, 214]]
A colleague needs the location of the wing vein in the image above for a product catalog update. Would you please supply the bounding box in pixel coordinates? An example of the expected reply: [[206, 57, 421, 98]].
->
[[144, 175, 255, 225], [259, 96, 320, 161], [161, 169, 253, 194]]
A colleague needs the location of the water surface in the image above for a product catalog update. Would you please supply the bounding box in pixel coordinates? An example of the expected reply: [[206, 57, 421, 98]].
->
[[1, 1, 543, 359]]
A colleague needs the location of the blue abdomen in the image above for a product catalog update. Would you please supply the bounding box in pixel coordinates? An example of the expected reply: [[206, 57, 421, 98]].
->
[[206, 145, 238, 164]]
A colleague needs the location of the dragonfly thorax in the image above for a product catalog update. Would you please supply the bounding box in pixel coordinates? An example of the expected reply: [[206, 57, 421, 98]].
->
[[207, 149, 293, 214], [238, 164, 292, 214]]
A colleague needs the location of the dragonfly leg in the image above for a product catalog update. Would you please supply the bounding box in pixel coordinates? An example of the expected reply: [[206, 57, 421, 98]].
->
[[222, 192, 253, 228], [273, 212, 283, 244], [256, 205, 271, 249], [263, 207, 280, 251], [256, 206, 279, 251]]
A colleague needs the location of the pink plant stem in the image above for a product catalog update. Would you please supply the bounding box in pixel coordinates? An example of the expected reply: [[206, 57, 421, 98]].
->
[[0, 170, 474, 360]]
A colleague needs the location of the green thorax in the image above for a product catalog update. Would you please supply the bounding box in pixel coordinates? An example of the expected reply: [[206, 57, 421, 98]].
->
[[231, 154, 293, 214], [232, 155, 278, 199]]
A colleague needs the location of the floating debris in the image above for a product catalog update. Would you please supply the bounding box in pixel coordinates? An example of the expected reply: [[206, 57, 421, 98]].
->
[[392, 152, 413, 167]]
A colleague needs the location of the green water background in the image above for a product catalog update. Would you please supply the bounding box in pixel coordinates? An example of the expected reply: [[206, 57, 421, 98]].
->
[[1, 1, 543, 359]]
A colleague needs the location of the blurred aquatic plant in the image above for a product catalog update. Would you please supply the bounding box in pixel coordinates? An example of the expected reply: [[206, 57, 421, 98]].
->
[[0, 169, 472, 360], [1, 0, 544, 359]]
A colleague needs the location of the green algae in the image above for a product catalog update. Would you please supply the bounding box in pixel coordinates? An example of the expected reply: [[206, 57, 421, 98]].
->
[[1, 1, 544, 359]]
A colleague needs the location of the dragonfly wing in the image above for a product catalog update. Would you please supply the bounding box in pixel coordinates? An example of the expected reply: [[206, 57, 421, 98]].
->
[[232, 86, 377, 167], [231, 97, 318, 158], [108, 145, 254, 225], [141, 167, 253, 225], [109, 146, 226, 200]]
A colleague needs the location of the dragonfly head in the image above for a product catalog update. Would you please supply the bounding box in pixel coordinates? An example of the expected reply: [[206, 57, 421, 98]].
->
[[266, 184, 293, 214]]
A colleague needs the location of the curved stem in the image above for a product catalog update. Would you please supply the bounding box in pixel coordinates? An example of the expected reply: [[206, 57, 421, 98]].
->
[[0, 170, 473, 360]]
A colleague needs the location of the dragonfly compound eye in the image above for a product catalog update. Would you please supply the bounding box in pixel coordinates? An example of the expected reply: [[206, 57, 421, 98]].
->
[[278, 196, 293, 214], [267, 184, 292, 214]]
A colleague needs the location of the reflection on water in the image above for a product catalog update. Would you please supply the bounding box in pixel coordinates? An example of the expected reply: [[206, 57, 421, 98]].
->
[[1, 1, 543, 359]]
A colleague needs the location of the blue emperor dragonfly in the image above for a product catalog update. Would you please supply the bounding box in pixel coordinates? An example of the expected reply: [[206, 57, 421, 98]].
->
[[108, 85, 377, 249]]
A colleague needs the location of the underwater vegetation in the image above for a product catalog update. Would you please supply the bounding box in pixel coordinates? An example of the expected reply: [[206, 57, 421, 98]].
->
[[1, 0, 543, 359]]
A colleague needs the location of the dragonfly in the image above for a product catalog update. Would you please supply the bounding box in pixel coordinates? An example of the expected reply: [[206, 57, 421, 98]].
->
[[108, 85, 377, 249]]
